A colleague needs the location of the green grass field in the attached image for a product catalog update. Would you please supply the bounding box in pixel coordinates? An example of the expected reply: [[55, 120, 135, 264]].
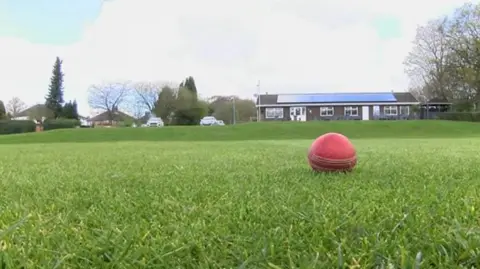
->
[[1, 121, 480, 268]]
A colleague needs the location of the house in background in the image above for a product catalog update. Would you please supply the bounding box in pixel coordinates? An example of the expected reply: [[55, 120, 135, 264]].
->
[[13, 104, 91, 125], [88, 108, 135, 126], [256, 92, 420, 121], [12, 104, 53, 122]]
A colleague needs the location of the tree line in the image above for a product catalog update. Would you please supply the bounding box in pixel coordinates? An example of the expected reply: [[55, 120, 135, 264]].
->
[[405, 2, 480, 111], [1, 56, 256, 125], [87, 77, 257, 125]]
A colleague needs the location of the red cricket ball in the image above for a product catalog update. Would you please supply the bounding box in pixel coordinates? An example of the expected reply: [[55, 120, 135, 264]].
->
[[307, 132, 357, 172]]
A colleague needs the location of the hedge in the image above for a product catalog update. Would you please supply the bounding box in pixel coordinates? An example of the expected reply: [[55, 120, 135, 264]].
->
[[436, 112, 480, 122], [43, 119, 80, 131], [0, 120, 36, 135]]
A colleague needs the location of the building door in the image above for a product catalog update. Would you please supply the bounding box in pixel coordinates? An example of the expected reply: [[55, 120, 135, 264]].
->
[[362, 106, 370, 120], [290, 107, 306, 121], [373, 106, 380, 117]]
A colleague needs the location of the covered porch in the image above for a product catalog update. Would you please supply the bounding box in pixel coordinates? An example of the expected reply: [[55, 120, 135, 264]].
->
[[420, 98, 452, 119]]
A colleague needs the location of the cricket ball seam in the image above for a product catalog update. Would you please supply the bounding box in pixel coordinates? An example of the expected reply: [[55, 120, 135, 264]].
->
[[310, 161, 356, 168], [308, 154, 357, 164], [310, 162, 352, 172], [310, 163, 355, 171]]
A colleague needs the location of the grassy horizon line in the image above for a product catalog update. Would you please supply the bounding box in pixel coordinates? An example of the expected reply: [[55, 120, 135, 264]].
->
[[0, 120, 478, 144]]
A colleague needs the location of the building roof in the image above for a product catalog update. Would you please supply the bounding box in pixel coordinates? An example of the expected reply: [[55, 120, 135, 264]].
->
[[392, 92, 418, 103], [89, 110, 134, 122], [256, 92, 419, 106], [16, 104, 89, 121], [16, 104, 52, 118]]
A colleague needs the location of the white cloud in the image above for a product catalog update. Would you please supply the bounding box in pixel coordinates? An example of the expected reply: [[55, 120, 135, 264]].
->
[[0, 0, 477, 115]]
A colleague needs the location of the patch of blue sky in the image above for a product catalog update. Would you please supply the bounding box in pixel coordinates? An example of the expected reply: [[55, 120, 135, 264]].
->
[[371, 16, 402, 39], [0, 0, 102, 44]]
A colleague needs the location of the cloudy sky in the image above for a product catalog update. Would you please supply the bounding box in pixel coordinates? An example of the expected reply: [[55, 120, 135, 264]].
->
[[0, 0, 476, 115]]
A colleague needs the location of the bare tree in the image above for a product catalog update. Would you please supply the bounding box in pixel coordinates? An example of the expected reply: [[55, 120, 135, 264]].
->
[[404, 17, 453, 101], [132, 104, 147, 120], [132, 81, 164, 112], [408, 85, 429, 103], [404, 1, 480, 111], [445, 3, 480, 108], [87, 81, 131, 122], [132, 81, 179, 112], [6, 97, 27, 117]]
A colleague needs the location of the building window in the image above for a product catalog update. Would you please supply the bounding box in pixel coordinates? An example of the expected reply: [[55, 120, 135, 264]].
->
[[384, 106, 398, 116], [344, 106, 359, 116], [320, 107, 334, 116], [399, 106, 410, 115], [265, 108, 284, 119]]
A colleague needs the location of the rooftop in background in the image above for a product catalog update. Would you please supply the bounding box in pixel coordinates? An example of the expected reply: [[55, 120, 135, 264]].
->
[[15, 104, 50, 118], [276, 93, 397, 103], [89, 109, 134, 122], [256, 92, 419, 106]]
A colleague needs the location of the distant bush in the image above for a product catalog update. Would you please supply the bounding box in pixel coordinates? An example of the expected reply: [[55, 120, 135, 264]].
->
[[0, 120, 36, 135], [436, 112, 480, 122], [43, 119, 80, 131]]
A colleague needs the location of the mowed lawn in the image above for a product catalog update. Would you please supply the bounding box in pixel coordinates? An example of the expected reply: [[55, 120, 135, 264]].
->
[[1, 136, 480, 268]]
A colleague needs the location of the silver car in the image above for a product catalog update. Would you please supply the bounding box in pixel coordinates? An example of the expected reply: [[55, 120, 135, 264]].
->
[[200, 116, 217, 126]]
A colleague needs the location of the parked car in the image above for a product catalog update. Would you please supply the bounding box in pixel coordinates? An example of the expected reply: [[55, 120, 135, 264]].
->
[[213, 120, 225, 126], [145, 116, 164, 127], [200, 116, 218, 126]]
